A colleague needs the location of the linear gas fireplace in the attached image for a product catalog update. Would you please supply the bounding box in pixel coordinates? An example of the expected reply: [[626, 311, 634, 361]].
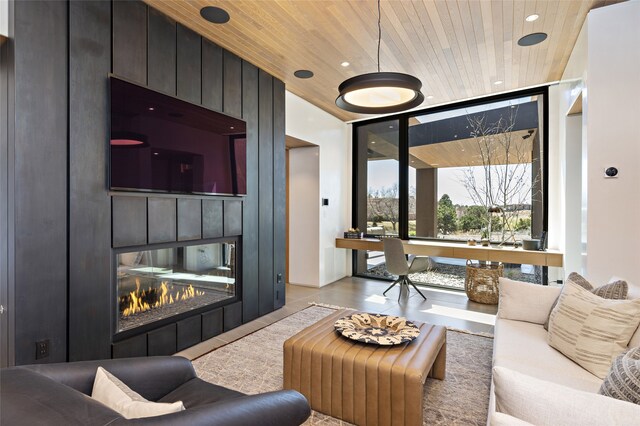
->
[[116, 240, 237, 333]]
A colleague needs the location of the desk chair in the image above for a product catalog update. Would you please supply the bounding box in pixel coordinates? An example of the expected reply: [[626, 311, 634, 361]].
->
[[382, 238, 429, 301]]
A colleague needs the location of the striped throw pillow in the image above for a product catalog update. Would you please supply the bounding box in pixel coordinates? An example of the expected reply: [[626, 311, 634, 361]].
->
[[543, 273, 628, 331], [547, 281, 640, 379], [599, 347, 640, 405]]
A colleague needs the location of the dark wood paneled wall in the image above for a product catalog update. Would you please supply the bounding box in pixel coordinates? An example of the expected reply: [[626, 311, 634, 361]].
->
[[176, 25, 201, 104], [68, 0, 112, 361], [258, 70, 275, 316], [273, 79, 286, 309], [6, 0, 286, 364], [11, 0, 68, 364], [112, 1, 147, 85], [241, 62, 260, 322], [148, 8, 176, 95]]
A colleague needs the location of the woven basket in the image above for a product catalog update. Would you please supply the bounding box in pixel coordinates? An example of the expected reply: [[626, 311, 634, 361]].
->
[[465, 260, 503, 305]]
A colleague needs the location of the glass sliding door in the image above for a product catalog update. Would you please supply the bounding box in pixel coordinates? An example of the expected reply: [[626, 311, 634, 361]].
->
[[353, 119, 400, 278]]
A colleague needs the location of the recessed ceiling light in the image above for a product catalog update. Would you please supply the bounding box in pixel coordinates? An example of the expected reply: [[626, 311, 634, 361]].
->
[[294, 70, 314, 79], [494, 80, 503, 85], [148, 107, 155, 111], [341, 61, 350, 67], [200, 6, 230, 24], [371, 141, 376, 144], [426, 95, 434, 99], [525, 14, 539, 22], [518, 32, 548, 47], [230, 126, 234, 130]]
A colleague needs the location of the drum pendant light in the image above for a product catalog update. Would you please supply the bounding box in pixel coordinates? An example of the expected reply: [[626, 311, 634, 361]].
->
[[336, 0, 424, 114]]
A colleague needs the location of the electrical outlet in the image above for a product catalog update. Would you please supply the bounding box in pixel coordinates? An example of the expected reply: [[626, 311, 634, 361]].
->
[[277, 273, 283, 283], [36, 340, 49, 360]]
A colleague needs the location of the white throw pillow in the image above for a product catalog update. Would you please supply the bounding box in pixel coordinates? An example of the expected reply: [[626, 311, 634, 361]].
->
[[91, 367, 184, 419], [547, 281, 640, 378], [493, 366, 640, 425], [498, 278, 562, 324]]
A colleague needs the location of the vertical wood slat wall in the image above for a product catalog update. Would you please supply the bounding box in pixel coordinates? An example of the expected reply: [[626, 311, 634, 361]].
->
[[10, 0, 69, 365], [6, 0, 286, 364]]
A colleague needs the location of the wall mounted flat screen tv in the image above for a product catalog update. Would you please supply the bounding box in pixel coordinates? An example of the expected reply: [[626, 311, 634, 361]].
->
[[110, 76, 247, 196]]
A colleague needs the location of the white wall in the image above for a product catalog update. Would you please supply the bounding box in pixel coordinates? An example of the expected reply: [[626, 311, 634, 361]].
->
[[554, 20, 589, 277], [0, 1, 7, 37], [585, 1, 640, 285], [288, 146, 321, 286], [286, 91, 351, 287]]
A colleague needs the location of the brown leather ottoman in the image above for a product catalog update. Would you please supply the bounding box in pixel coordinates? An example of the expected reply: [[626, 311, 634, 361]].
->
[[283, 309, 446, 426]]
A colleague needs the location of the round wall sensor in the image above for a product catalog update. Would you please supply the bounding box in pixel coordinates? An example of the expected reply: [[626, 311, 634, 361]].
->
[[604, 167, 619, 178]]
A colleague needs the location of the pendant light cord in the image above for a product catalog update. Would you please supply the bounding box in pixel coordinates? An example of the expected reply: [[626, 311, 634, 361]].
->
[[377, 0, 381, 73]]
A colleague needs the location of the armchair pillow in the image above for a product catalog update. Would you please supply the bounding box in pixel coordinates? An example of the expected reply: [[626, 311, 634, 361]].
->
[[493, 366, 640, 425], [547, 281, 640, 378], [497, 278, 561, 324], [91, 367, 184, 419]]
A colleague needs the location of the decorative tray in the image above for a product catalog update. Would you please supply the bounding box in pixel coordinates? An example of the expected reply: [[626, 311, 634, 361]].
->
[[334, 313, 420, 345]]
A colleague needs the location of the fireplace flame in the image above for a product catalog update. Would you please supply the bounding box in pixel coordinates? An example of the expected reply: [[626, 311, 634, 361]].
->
[[122, 279, 206, 317]]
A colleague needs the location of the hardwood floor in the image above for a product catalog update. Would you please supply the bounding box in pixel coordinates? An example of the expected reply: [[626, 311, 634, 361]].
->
[[178, 276, 496, 360], [285, 276, 497, 334]]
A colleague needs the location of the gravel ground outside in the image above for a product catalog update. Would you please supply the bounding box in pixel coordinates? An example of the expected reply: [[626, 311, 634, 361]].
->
[[365, 261, 541, 290]]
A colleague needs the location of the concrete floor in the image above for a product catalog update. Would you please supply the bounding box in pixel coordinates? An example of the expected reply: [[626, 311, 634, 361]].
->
[[177, 276, 497, 360]]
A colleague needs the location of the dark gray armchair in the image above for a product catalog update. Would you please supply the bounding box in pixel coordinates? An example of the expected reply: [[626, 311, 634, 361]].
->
[[1, 356, 311, 425]]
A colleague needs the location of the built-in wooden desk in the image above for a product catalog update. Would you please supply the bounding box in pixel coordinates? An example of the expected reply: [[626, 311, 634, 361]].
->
[[336, 238, 563, 267]]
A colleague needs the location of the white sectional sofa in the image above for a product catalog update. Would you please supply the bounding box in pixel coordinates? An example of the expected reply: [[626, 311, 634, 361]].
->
[[489, 278, 640, 425]]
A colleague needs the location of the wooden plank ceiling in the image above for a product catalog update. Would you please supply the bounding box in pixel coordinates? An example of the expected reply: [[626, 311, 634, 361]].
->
[[145, 0, 620, 122]]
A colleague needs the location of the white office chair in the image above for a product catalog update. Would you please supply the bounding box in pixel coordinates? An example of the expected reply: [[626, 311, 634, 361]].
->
[[382, 238, 429, 301]]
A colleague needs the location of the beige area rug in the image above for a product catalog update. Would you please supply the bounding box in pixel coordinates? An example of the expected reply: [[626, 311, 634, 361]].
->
[[193, 306, 493, 425]]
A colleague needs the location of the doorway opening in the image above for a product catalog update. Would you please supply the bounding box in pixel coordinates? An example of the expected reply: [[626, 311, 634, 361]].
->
[[286, 135, 319, 286]]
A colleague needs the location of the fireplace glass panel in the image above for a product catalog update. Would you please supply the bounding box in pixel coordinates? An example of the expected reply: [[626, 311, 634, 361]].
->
[[117, 241, 236, 333]]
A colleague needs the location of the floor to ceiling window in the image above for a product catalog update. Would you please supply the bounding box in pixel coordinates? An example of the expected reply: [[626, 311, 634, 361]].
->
[[353, 88, 548, 289], [353, 119, 400, 277]]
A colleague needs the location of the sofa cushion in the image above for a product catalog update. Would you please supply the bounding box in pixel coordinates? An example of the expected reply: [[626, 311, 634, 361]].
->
[[547, 281, 640, 379], [493, 318, 602, 392], [497, 278, 561, 324], [91, 367, 185, 419], [493, 366, 640, 425], [543, 273, 628, 330], [490, 412, 534, 426], [599, 346, 640, 405]]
